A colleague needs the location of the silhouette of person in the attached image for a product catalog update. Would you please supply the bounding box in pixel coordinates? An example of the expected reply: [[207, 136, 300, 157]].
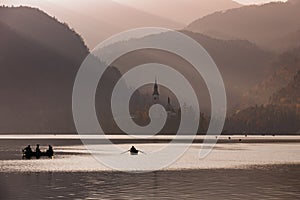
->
[[24, 145, 32, 153], [130, 146, 138, 154], [36, 144, 41, 159], [23, 145, 32, 159], [46, 145, 54, 157]]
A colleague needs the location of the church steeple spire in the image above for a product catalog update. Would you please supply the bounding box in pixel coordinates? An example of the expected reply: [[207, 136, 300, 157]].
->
[[153, 76, 159, 101]]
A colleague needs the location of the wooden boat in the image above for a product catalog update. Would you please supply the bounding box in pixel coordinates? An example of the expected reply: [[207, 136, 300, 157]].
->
[[22, 150, 54, 159], [122, 146, 145, 156]]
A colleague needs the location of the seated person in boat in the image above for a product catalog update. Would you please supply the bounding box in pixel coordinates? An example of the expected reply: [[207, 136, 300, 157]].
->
[[130, 146, 138, 154], [23, 145, 32, 159], [46, 145, 54, 157], [36, 144, 42, 159]]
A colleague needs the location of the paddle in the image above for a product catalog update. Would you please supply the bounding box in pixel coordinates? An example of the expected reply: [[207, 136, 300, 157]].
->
[[121, 150, 130, 154], [120, 148, 147, 155], [138, 150, 147, 155]]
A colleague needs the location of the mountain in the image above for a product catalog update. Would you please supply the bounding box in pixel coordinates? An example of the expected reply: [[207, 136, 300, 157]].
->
[[269, 29, 300, 52], [105, 30, 275, 113], [0, 6, 88, 61], [0, 6, 122, 133], [226, 70, 300, 134], [114, 0, 241, 25], [186, 0, 300, 52], [225, 104, 300, 134], [2, 0, 182, 49], [270, 70, 300, 106], [240, 46, 300, 108]]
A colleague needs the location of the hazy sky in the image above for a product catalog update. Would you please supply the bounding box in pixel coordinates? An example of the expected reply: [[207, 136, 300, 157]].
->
[[115, 0, 288, 5], [236, 0, 287, 4], [2, 0, 288, 6], [114, 0, 287, 5]]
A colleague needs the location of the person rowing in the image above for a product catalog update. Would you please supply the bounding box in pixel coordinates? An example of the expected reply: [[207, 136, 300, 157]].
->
[[122, 146, 146, 155], [23, 145, 33, 159], [36, 144, 41, 159], [46, 145, 54, 158], [130, 146, 139, 154]]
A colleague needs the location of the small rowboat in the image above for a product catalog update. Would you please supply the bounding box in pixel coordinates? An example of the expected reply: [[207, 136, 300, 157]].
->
[[22, 150, 54, 159], [129, 146, 139, 155], [130, 150, 139, 155], [122, 146, 146, 155]]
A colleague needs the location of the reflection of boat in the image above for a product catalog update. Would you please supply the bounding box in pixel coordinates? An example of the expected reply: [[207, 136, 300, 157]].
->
[[130, 151, 139, 155], [22, 149, 54, 159]]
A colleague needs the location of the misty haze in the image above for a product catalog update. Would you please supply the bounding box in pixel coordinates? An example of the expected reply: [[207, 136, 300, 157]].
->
[[0, 0, 299, 199]]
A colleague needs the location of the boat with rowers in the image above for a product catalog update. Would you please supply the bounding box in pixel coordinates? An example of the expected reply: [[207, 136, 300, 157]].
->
[[22, 145, 54, 159]]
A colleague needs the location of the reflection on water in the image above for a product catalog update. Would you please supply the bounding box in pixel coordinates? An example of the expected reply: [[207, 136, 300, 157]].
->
[[1, 139, 300, 199], [1, 139, 300, 172], [0, 165, 300, 200]]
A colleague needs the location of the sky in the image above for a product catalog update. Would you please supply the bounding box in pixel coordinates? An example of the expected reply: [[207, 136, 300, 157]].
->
[[1, 0, 288, 6], [114, 0, 288, 5], [236, 0, 287, 4]]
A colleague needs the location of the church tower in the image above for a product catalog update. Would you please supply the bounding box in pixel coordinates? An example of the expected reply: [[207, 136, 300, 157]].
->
[[166, 97, 176, 117], [152, 77, 159, 103]]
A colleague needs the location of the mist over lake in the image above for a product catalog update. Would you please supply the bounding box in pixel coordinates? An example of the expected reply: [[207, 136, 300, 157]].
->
[[1, 0, 300, 199]]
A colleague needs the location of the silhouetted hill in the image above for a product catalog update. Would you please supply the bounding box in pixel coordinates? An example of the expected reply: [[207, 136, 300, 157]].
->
[[186, 0, 300, 52], [0, 6, 88, 62], [226, 70, 300, 134], [0, 6, 122, 133], [241, 46, 300, 108], [2, 0, 182, 49], [225, 104, 300, 134], [270, 70, 300, 105], [1, 5, 298, 134]]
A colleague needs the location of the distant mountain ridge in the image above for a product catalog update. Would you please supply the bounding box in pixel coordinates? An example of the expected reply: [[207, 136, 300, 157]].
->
[[186, 0, 300, 52], [114, 0, 241, 25], [1, 0, 182, 49]]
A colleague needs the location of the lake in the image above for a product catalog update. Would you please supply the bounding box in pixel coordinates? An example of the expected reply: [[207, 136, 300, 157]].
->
[[0, 136, 299, 199]]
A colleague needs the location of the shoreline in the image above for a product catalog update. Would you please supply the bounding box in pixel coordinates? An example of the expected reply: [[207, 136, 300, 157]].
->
[[0, 135, 300, 144]]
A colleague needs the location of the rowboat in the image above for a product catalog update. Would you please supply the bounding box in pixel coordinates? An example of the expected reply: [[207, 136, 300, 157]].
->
[[22, 150, 54, 159]]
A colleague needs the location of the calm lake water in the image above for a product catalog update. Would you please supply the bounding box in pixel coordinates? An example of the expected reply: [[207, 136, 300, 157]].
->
[[1, 165, 300, 200], [0, 137, 300, 199]]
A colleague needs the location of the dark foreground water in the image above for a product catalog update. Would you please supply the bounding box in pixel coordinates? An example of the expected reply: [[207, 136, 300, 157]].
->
[[0, 165, 299, 200]]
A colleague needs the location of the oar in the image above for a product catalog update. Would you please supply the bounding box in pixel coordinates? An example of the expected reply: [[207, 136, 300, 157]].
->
[[121, 150, 130, 154], [138, 150, 147, 155]]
